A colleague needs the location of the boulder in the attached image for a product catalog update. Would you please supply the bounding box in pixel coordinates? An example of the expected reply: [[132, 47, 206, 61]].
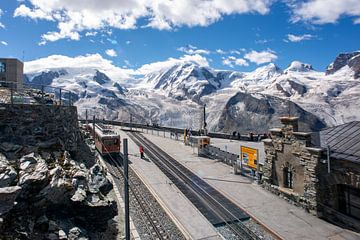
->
[[0, 154, 17, 187], [0, 186, 22, 216], [19, 159, 48, 186], [87, 164, 112, 195], [71, 187, 87, 202], [19, 152, 38, 163], [68, 227, 88, 240], [59, 229, 67, 240]]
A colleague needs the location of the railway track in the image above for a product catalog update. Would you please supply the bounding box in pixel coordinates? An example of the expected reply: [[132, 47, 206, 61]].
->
[[128, 131, 261, 240], [101, 153, 185, 240]]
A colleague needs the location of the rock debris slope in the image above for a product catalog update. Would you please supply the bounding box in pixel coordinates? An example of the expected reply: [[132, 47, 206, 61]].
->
[[0, 105, 118, 240]]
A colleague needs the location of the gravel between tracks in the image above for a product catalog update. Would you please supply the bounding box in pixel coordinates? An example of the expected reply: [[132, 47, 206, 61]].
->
[[104, 159, 185, 240]]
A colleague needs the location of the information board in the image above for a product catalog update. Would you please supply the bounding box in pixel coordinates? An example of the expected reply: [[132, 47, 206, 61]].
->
[[240, 146, 258, 170]]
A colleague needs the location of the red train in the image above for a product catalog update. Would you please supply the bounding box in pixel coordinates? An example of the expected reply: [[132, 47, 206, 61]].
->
[[86, 123, 121, 155]]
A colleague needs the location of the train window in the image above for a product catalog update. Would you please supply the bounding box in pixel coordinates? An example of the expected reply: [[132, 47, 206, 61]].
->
[[104, 139, 114, 146], [114, 139, 118, 144]]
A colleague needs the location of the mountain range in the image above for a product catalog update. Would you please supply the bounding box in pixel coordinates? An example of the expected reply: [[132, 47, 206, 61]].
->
[[24, 51, 360, 133]]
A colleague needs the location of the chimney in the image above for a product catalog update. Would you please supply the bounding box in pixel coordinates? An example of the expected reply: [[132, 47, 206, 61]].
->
[[279, 116, 299, 132]]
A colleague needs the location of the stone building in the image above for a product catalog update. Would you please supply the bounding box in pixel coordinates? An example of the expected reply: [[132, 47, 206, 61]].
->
[[262, 117, 360, 232], [0, 58, 23, 90]]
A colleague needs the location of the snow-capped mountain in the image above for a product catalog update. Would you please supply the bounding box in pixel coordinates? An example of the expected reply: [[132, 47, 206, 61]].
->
[[139, 62, 236, 102], [285, 61, 314, 73], [23, 51, 360, 133]]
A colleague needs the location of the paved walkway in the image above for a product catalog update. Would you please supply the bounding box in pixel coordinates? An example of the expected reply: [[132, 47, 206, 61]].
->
[[142, 132, 360, 240], [117, 129, 222, 240]]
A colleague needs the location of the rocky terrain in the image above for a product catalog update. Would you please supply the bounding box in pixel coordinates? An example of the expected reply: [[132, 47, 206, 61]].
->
[[0, 105, 118, 240], [23, 51, 360, 133]]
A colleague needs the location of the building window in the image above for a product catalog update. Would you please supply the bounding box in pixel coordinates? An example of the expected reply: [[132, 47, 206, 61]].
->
[[338, 184, 360, 220], [283, 166, 293, 189], [0, 62, 5, 73]]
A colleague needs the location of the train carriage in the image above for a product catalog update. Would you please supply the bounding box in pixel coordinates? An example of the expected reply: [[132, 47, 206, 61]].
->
[[86, 123, 121, 155]]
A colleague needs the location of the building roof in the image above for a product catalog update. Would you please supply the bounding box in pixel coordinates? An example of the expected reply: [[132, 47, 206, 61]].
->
[[316, 121, 360, 163]]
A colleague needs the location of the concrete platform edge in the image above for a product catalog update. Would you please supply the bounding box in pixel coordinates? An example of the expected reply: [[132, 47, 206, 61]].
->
[[97, 154, 141, 240]]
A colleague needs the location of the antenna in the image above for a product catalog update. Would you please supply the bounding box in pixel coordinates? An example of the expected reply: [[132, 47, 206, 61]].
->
[[22, 50, 25, 62]]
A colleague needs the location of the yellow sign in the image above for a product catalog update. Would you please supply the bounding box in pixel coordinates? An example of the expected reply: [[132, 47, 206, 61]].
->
[[241, 146, 258, 169]]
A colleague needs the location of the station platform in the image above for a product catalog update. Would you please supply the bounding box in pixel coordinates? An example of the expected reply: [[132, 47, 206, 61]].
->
[[133, 130, 360, 240], [116, 129, 222, 240]]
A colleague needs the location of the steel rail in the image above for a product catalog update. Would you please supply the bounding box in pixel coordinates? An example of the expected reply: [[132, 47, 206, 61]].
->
[[128, 131, 260, 240], [105, 155, 168, 240]]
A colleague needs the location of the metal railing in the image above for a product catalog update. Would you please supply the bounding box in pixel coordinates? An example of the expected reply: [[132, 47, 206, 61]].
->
[[78, 118, 266, 142], [0, 81, 75, 106]]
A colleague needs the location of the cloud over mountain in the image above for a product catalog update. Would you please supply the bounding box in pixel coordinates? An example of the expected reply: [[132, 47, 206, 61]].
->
[[24, 54, 134, 81], [13, 0, 273, 43]]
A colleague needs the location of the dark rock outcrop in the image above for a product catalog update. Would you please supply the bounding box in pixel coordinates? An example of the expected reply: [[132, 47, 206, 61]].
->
[[288, 80, 307, 96], [93, 70, 111, 85], [25, 69, 68, 86], [326, 51, 360, 78], [215, 92, 326, 133]]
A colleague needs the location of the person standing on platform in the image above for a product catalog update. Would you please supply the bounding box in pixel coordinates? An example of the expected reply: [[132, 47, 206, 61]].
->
[[140, 146, 144, 159]]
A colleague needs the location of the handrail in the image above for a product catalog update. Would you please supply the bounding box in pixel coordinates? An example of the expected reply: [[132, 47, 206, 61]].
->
[[0, 80, 75, 106]]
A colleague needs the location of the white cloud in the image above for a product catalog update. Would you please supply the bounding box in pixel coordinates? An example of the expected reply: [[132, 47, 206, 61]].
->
[[290, 0, 360, 24], [14, 4, 53, 21], [24, 54, 134, 81], [177, 45, 210, 55], [286, 34, 315, 42], [126, 40, 131, 45], [85, 31, 98, 37], [244, 50, 277, 65], [222, 56, 249, 68], [107, 38, 118, 45], [13, 0, 273, 43], [105, 49, 117, 57], [1, 41, 8, 46], [0, 8, 5, 29], [137, 54, 209, 75], [255, 39, 270, 44], [216, 49, 227, 54], [230, 49, 244, 55]]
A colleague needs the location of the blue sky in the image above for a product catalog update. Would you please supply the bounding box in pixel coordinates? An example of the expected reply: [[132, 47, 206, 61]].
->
[[0, 0, 360, 73]]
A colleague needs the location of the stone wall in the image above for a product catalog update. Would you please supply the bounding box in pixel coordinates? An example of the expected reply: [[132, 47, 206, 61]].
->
[[0, 104, 81, 159], [316, 158, 360, 231], [262, 117, 323, 214], [262, 116, 360, 232]]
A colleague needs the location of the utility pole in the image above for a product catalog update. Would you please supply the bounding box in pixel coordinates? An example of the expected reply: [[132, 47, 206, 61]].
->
[[129, 113, 132, 131], [288, 100, 291, 117], [123, 139, 130, 240], [92, 115, 96, 141], [203, 104, 207, 135], [85, 109, 88, 124], [59, 89, 62, 106], [327, 145, 331, 174], [10, 83, 14, 105]]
